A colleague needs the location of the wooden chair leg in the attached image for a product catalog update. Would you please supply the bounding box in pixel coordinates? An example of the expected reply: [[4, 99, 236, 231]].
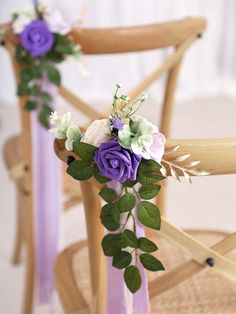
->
[[22, 193, 35, 314], [11, 185, 25, 265]]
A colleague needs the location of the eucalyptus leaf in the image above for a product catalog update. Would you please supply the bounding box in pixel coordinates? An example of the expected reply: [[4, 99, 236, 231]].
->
[[41, 92, 52, 103], [47, 66, 61, 86], [15, 44, 33, 65], [138, 159, 162, 174], [119, 193, 136, 212], [25, 100, 37, 111], [17, 82, 29, 96], [139, 184, 161, 200], [94, 166, 111, 184], [102, 234, 121, 256], [37, 104, 52, 128], [122, 180, 138, 188], [20, 68, 37, 82], [121, 229, 138, 248], [73, 142, 97, 160], [100, 203, 120, 231], [67, 160, 94, 181], [138, 237, 158, 253], [99, 188, 117, 203], [124, 266, 141, 293], [140, 253, 165, 271], [137, 201, 161, 230], [112, 251, 132, 269]]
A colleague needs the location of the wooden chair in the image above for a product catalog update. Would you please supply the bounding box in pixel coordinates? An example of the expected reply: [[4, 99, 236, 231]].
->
[[54, 137, 236, 314], [0, 17, 206, 314]]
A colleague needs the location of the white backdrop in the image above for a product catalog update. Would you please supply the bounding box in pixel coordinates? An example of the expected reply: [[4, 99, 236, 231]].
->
[[0, 0, 236, 108]]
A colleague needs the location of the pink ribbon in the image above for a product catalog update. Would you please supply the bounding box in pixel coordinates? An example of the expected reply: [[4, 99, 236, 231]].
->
[[106, 181, 149, 314], [31, 77, 61, 303]]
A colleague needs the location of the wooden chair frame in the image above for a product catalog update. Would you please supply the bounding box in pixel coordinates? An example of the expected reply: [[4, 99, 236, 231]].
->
[[54, 136, 236, 314], [0, 17, 206, 314]]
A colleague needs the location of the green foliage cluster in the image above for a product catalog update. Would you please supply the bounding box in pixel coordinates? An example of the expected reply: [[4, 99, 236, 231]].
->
[[67, 142, 166, 293], [15, 34, 81, 128]]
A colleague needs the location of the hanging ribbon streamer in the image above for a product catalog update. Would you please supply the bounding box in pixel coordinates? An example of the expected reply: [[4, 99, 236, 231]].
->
[[106, 181, 150, 314], [31, 76, 61, 303]]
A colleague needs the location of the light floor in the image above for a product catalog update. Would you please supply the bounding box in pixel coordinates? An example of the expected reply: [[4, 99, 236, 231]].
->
[[0, 94, 236, 313]]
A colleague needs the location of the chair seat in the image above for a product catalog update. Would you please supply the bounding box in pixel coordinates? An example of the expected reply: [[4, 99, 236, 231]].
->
[[70, 230, 236, 314], [3, 134, 81, 199]]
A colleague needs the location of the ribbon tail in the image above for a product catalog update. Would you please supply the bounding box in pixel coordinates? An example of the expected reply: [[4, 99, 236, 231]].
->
[[31, 78, 62, 303], [133, 198, 150, 314]]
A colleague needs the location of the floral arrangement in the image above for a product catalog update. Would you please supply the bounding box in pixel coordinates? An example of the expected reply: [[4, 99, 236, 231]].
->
[[50, 85, 208, 293], [1, 3, 81, 128]]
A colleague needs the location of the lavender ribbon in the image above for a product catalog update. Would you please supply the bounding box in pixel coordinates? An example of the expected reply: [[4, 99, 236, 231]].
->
[[31, 78, 61, 303], [106, 181, 149, 314]]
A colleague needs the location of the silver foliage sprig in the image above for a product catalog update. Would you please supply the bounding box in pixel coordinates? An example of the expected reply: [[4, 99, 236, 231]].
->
[[161, 145, 210, 183]]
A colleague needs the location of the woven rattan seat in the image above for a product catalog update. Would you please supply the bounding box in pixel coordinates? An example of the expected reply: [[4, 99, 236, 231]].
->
[[71, 230, 236, 314]]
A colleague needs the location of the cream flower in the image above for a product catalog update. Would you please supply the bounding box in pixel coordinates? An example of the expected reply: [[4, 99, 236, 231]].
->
[[44, 9, 71, 35], [49, 111, 81, 151], [12, 13, 33, 34], [82, 119, 112, 147]]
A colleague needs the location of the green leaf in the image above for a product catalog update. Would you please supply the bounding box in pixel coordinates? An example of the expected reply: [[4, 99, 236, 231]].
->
[[15, 44, 33, 65], [100, 203, 120, 231], [122, 180, 138, 188], [99, 188, 117, 203], [54, 34, 74, 55], [137, 175, 155, 185], [138, 159, 162, 174], [37, 104, 52, 128], [139, 253, 165, 271], [20, 68, 37, 82], [138, 237, 158, 253], [17, 82, 29, 96], [139, 184, 161, 200], [102, 234, 121, 256], [24, 100, 37, 111], [46, 51, 64, 63], [47, 66, 61, 86], [121, 229, 138, 248], [67, 160, 94, 181], [116, 233, 128, 249], [137, 201, 161, 230], [73, 142, 97, 160], [112, 251, 132, 269], [94, 166, 111, 184], [124, 266, 141, 293], [118, 193, 136, 212], [28, 84, 39, 96], [41, 92, 52, 103]]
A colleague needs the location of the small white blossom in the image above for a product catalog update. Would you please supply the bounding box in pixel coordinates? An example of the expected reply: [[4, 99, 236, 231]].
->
[[12, 13, 33, 34], [44, 9, 71, 35], [82, 119, 112, 147], [49, 111, 81, 151]]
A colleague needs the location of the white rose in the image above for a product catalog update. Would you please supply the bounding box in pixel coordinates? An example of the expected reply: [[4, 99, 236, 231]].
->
[[82, 119, 112, 147], [44, 9, 71, 35], [12, 14, 32, 34]]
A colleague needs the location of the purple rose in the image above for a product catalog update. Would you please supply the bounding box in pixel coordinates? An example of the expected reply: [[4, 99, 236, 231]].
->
[[20, 20, 54, 57], [94, 139, 141, 183]]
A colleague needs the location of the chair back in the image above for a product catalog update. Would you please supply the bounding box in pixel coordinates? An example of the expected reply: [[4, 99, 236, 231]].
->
[[1, 17, 207, 313]]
